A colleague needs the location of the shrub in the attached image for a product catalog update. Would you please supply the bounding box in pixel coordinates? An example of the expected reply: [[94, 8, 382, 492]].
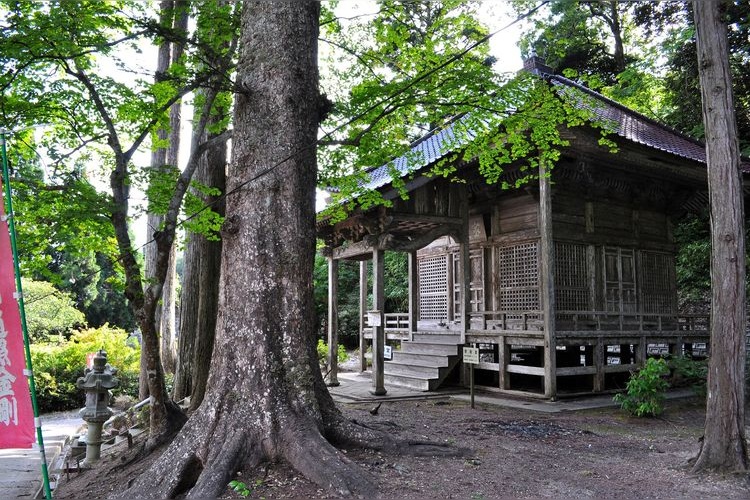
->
[[30, 325, 140, 412], [316, 339, 348, 368], [668, 355, 708, 396], [23, 278, 86, 343], [613, 358, 670, 417]]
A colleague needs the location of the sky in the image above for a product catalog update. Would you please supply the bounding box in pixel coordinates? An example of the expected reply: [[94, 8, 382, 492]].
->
[[76, 1, 529, 248]]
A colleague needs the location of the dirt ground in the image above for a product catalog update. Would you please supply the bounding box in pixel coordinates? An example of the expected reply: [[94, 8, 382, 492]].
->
[[53, 393, 750, 500]]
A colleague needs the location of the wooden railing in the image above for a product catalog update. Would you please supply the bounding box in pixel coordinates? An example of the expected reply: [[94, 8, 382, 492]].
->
[[362, 312, 411, 340], [469, 310, 544, 332], [383, 312, 410, 332], [467, 310, 710, 335], [555, 311, 709, 334]]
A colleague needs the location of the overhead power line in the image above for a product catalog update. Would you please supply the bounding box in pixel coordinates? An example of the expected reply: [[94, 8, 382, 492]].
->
[[22, 1, 548, 306]]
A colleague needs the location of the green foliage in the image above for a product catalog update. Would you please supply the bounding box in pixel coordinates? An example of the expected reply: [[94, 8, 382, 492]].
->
[[182, 179, 225, 241], [613, 358, 670, 417], [319, 1, 618, 218], [668, 355, 707, 396], [22, 279, 86, 343], [319, 0, 505, 206], [228, 479, 262, 498], [674, 212, 750, 306], [674, 213, 711, 304], [313, 253, 409, 348], [30, 325, 140, 412], [316, 339, 348, 366]]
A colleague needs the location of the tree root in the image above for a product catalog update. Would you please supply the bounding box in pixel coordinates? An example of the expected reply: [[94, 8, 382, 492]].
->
[[283, 421, 378, 497], [327, 416, 470, 458], [113, 409, 383, 499]]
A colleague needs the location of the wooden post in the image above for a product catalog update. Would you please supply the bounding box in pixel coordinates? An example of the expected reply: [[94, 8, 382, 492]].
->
[[408, 251, 419, 342], [326, 257, 340, 386], [371, 249, 387, 395], [446, 253, 454, 325], [539, 164, 557, 399], [359, 260, 368, 372], [499, 336, 509, 390], [593, 338, 604, 392], [459, 187, 471, 343]]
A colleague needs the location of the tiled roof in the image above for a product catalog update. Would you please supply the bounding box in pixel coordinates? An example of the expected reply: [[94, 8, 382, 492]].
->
[[355, 73, 749, 195], [362, 116, 473, 191], [549, 75, 711, 165]]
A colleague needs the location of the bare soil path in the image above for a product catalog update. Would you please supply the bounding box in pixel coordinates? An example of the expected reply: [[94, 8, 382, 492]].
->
[[53, 395, 750, 499]]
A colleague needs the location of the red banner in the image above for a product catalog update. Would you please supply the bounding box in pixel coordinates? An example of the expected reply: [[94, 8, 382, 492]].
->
[[0, 185, 34, 449]]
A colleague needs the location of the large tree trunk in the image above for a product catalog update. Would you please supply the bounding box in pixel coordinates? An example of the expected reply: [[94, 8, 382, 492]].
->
[[120, 3, 458, 498], [188, 136, 225, 410], [159, 1, 190, 375], [173, 0, 230, 405], [146, 0, 189, 377], [691, 0, 748, 474], [141, 0, 175, 399], [172, 230, 199, 401], [173, 105, 227, 405]]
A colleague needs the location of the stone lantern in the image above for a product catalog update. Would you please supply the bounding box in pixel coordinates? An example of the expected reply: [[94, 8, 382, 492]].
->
[[76, 349, 119, 465]]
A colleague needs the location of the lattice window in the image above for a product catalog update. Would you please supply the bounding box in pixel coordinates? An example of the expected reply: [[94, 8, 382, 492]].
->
[[418, 255, 448, 320], [496, 242, 539, 312], [555, 242, 590, 311], [640, 251, 675, 314]]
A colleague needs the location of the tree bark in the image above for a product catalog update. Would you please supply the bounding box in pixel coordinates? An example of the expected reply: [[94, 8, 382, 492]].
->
[[141, 0, 175, 398], [691, 0, 748, 474], [188, 193, 223, 410], [173, 1, 230, 406], [146, 0, 188, 377], [159, 0, 190, 376], [119, 3, 460, 498]]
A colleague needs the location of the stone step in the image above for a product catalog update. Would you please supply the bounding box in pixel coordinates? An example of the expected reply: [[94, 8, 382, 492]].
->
[[390, 351, 449, 367], [383, 373, 434, 391], [384, 361, 441, 378], [401, 342, 458, 356], [412, 333, 463, 344]]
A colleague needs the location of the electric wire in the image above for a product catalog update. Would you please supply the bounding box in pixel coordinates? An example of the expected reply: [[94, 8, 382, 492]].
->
[[18, 1, 548, 306]]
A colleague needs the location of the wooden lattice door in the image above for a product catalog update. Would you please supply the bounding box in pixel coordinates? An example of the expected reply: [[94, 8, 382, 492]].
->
[[452, 249, 485, 320], [604, 247, 637, 314]]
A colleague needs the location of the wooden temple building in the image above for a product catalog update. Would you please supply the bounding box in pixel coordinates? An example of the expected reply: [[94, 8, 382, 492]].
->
[[317, 58, 722, 399]]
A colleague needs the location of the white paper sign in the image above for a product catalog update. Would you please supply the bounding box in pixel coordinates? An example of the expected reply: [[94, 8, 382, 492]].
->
[[463, 347, 479, 365], [384, 345, 392, 361], [366, 310, 382, 327]]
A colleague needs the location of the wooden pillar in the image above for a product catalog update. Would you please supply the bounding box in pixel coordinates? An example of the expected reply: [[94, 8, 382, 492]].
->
[[499, 336, 509, 390], [539, 166, 557, 399], [359, 260, 368, 372], [446, 253, 454, 325], [371, 249, 387, 395], [593, 338, 604, 392], [408, 251, 419, 341], [459, 187, 471, 343], [636, 336, 647, 365], [326, 257, 340, 386]]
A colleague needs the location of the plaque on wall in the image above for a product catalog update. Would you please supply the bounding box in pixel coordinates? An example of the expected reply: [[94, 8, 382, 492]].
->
[[469, 215, 487, 242]]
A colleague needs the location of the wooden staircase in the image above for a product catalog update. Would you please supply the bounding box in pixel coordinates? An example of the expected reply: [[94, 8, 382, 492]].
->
[[384, 332, 463, 391]]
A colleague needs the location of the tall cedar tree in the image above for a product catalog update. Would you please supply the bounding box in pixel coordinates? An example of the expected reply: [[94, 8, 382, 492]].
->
[[691, 0, 748, 473]]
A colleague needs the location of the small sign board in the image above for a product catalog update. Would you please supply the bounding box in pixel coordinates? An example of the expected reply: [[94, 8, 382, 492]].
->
[[366, 310, 382, 327], [384, 345, 392, 361], [463, 347, 479, 365]]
